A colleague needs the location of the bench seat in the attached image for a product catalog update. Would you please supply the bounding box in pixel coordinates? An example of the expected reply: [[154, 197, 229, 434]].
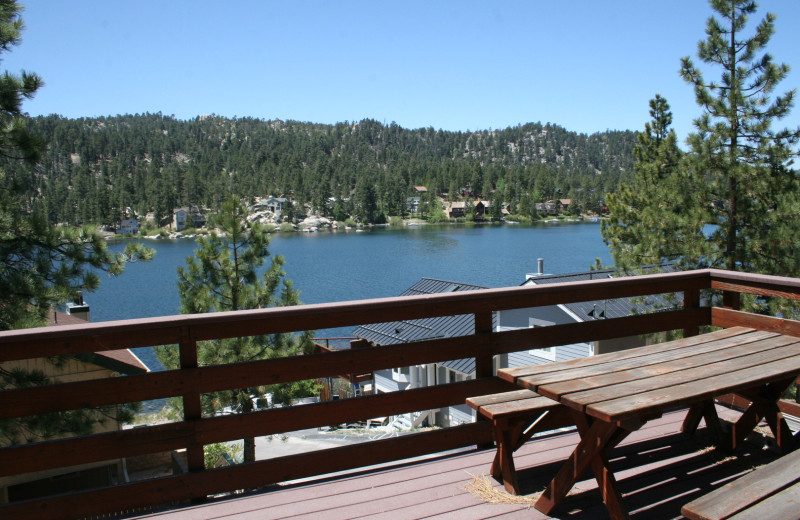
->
[[682, 447, 800, 520], [467, 389, 571, 494]]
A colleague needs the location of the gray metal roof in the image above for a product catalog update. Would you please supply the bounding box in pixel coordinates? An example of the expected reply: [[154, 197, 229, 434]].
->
[[354, 265, 679, 377], [525, 264, 680, 321], [353, 278, 492, 346], [353, 278, 494, 374]]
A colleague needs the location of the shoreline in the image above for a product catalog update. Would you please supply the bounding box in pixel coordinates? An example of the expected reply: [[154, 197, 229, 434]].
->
[[110, 215, 605, 241]]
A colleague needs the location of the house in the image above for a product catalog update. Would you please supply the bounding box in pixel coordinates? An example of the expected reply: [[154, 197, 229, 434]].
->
[[406, 197, 421, 214], [116, 218, 139, 235], [413, 186, 428, 194], [535, 201, 558, 215], [173, 205, 206, 231], [474, 200, 491, 217], [250, 196, 287, 216], [504, 262, 680, 355], [446, 201, 466, 218], [559, 198, 572, 212], [353, 278, 592, 428], [0, 304, 149, 504], [352, 264, 679, 429], [444, 200, 492, 218], [353, 278, 493, 428]]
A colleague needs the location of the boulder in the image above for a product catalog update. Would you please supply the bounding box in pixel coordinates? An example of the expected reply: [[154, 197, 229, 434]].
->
[[299, 216, 331, 229]]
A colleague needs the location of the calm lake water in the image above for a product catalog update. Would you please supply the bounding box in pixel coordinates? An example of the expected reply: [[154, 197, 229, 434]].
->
[[89, 222, 612, 372]]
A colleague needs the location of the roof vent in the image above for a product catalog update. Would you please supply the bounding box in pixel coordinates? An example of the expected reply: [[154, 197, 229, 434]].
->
[[587, 303, 606, 319]]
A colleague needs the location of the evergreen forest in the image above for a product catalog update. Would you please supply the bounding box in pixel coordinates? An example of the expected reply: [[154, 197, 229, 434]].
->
[[4, 114, 637, 226]]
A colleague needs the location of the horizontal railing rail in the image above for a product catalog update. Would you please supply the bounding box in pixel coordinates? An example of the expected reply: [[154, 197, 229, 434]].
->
[[0, 268, 712, 360], [2, 268, 800, 519]]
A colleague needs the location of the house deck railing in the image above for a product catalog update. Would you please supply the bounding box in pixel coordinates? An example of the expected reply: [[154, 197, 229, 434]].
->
[[2, 269, 800, 518]]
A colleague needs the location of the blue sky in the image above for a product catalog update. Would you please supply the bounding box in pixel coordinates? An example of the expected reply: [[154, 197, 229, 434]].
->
[[5, 1, 800, 145]]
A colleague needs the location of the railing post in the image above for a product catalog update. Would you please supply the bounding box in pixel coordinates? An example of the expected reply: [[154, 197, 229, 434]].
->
[[723, 290, 741, 311], [474, 310, 494, 379], [179, 331, 206, 493], [474, 310, 495, 449], [683, 288, 700, 338]]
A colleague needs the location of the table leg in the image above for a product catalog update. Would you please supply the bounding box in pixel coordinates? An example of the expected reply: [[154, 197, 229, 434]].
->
[[682, 400, 724, 447], [490, 408, 574, 495], [491, 419, 523, 494], [579, 413, 636, 520], [535, 414, 631, 520], [732, 377, 796, 451]]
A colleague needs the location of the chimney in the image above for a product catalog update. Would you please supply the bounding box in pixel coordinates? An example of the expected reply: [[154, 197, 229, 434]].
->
[[65, 291, 91, 322], [526, 258, 548, 280]]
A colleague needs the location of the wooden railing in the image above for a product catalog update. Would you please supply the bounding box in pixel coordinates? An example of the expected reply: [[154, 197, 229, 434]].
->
[[2, 268, 800, 519]]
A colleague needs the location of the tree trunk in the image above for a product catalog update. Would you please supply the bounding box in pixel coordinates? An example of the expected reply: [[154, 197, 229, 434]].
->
[[243, 436, 256, 464]]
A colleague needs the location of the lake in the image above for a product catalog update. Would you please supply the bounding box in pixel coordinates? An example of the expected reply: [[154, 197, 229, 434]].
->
[[88, 221, 612, 372]]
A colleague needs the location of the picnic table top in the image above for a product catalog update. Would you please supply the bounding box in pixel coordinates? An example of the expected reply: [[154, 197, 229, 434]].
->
[[498, 327, 800, 423]]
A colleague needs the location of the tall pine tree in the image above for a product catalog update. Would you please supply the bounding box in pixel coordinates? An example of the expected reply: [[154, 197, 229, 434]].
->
[[679, 0, 800, 275], [0, 0, 153, 446], [602, 95, 702, 271], [156, 197, 316, 464]]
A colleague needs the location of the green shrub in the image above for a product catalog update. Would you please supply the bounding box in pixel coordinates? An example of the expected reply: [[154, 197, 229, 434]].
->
[[204, 442, 242, 469]]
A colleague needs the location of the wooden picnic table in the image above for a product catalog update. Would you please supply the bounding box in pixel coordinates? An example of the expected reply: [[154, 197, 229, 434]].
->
[[497, 326, 800, 520]]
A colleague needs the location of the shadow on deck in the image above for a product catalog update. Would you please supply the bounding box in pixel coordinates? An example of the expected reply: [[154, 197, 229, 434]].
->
[[127, 407, 782, 520]]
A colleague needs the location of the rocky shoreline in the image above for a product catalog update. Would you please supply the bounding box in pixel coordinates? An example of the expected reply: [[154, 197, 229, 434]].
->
[[105, 215, 598, 241]]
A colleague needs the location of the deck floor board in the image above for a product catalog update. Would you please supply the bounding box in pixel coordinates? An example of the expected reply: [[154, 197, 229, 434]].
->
[[126, 406, 782, 520]]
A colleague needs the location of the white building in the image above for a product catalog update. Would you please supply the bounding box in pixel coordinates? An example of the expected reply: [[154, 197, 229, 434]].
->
[[116, 219, 139, 235]]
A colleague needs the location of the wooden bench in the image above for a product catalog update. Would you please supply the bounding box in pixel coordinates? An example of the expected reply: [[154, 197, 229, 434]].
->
[[682, 447, 800, 520], [466, 389, 572, 494]]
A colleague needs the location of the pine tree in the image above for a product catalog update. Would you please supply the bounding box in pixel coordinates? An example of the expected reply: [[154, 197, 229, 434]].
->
[[0, 0, 153, 446], [679, 0, 800, 275], [156, 197, 316, 464], [602, 95, 703, 271], [0, 0, 153, 331], [490, 190, 504, 221], [355, 181, 377, 224]]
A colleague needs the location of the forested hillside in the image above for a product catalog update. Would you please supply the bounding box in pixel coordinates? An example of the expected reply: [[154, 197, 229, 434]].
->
[[5, 113, 636, 226]]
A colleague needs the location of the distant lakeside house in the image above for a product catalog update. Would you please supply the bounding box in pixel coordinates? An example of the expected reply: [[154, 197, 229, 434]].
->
[[444, 200, 493, 219], [406, 196, 421, 214], [250, 196, 288, 216], [116, 218, 140, 235], [173, 205, 206, 231], [535, 198, 572, 216]]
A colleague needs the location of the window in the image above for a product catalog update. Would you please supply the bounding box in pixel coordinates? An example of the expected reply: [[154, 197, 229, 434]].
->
[[528, 317, 557, 361]]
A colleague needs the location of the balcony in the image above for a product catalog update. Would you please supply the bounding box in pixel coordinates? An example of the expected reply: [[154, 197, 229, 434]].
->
[[2, 268, 800, 519]]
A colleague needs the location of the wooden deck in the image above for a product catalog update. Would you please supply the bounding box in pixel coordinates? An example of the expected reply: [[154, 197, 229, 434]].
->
[[126, 406, 784, 520], [6, 269, 800, 518]]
